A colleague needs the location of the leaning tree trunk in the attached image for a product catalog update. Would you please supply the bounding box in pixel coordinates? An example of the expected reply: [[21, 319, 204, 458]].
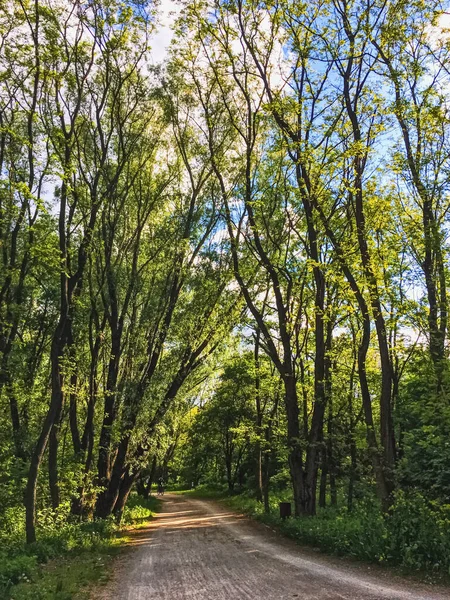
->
[[25, 312, 67, 542], [341, 40, 396, 504], [114, 469, 138, 523], [96, 434, 130, 518]]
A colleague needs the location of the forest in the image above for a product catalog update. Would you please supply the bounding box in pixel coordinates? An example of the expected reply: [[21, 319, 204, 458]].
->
[[1, 0, 450, 593]]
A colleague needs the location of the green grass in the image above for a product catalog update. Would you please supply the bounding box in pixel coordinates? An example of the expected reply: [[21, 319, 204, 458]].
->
[[176, 485, 230, 499], [2, 496, 161, 600], [7, 543, 120, 600]]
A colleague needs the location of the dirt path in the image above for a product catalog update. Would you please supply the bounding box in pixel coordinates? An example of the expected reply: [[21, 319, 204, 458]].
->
[[96, 494, 450, 600]]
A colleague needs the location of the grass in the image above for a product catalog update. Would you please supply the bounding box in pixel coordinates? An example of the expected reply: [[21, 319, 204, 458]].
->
[[7, 544, 120, 600], [2, 495, 161, 600], [176, 486, 228, 500]]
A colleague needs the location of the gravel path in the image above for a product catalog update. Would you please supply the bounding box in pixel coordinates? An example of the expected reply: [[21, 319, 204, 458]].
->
[[96, 494, 450, 600]]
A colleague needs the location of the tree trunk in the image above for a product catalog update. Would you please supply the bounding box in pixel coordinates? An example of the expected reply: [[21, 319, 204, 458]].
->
[[3, 370, 26, 460], [254, 328, 263, 502], [284, 373, 304, 516], [49, 420, 61, 510], [358, 314, 392, 510], [48, 323, 70, 511], [96, 433, 129, 518], [97, 331, 121, 494], [262, 446, 271, 514], [422, 200, 447, 383], [376, 44, 448, 377], [145, 455, 158, 499], [348, 435, 357, 512], [226, 451, 234, 492], [262, 389, 278, 514], [329, 443, 337, 507], [25, 414, 53, 543], [326, 337, 337, 508], [114, 469, 137, 523], [71, 352, 98, 518], [319, 452, 327, 509], [313, 196, 394, 510], [296, 162, 327, 518], [342, 44, 396, 504], [69, 371, 81, 455], [25, 315, 66, 542]]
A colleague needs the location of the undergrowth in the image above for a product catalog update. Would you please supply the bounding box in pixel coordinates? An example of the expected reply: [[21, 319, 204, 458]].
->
[[0, 495, 161, 600], [187, 487, 450, 577]]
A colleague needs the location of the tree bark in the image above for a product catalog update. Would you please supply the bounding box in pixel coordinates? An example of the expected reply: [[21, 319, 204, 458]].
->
[[254, 328, 263, 502], [319, 451, 327, 509], [114, 469, 138, 523], [144, 455, 158, 499], [25, 413, 53, 543], [295, 162, 327, 517], [69, 370, 81, 455]]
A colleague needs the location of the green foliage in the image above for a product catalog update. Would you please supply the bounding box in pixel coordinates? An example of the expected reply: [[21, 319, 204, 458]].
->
[[0, 496, 159, 598], [387, 491, 450, 572], [200, 489, 450, 576], [178, 353, 257, 489], [0, 555, 37, 593], [397, 356, 450, 499], [0, 517, 115, 596], [7, 547, 117, 600], [173, 349, 283, 493], [121, 495, 161, 524]]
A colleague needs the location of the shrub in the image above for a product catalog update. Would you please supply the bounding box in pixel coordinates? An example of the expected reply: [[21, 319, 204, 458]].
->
[[0, 554, 38, 591], [1, 495, 158, 596], [217, 489, 450, 575], [121, 495, 161, 524], [388, 491, 450, 572]]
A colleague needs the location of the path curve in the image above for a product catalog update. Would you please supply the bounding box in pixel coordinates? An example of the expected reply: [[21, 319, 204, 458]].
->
[[95, 494, 450, 600]]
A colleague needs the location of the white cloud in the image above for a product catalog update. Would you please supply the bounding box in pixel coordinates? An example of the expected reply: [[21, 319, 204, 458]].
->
[[427, 10, 450, 47], [150, 0, 182, 64]]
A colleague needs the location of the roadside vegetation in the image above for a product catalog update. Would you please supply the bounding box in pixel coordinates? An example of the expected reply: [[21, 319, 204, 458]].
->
[[184, 487, 450, 577], [1, 497, 160, 600]]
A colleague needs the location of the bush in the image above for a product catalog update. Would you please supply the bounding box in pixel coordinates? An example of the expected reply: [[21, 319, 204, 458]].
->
[[387, 491, 450, 572], [277, 503, 388, 562], [0, 495, 159, 597], [121, 495, 161, 524], [215, 489, 450, 576], [0, 555, 38, 591]]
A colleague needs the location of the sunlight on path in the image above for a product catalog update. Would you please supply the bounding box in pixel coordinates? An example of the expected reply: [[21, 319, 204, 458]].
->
[[95, 494, 450, 600]]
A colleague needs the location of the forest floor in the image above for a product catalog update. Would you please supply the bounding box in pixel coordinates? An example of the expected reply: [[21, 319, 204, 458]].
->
[[93, 493, 450, 600], [5, 497, 160, 600]]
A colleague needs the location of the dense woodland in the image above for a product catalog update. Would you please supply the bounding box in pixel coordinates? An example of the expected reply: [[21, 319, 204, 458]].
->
[[1, 0, 450, 577]]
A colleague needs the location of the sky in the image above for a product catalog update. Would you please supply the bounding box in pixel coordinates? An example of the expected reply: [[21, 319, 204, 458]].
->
[[149, 0, 181, 64]]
